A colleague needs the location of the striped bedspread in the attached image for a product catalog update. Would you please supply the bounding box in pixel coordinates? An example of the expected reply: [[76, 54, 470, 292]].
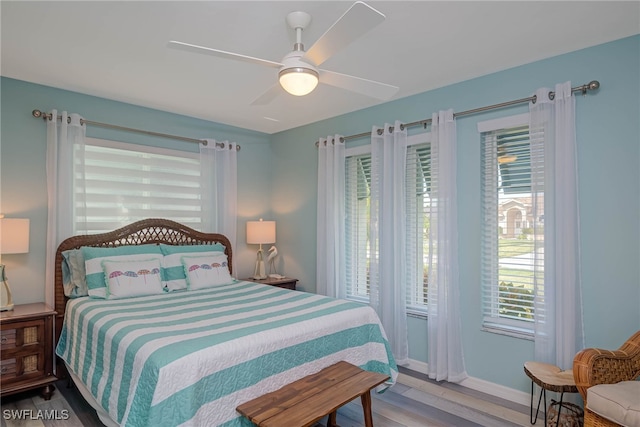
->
[[56, 281, 398, 426]]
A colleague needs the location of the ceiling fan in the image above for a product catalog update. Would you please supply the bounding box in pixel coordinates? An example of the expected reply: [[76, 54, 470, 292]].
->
[[167, 1, 399, 105]]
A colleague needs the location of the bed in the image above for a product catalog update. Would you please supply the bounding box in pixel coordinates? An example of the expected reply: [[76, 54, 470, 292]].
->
[[53, 219, 397, 427]]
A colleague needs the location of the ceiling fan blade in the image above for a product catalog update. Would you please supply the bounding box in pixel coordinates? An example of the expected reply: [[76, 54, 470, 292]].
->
[[167, 41, 282, 69], [319, 69, 398, 100], [250, 83, 282, 106], [303, 1, 385, 67]]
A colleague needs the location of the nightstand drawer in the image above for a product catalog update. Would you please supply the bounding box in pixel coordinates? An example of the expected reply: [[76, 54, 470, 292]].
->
[[1, 352, 45, 383], [1, 319, 45, 352], [1, 357, 17, 379], [1, 328, 17, 349]]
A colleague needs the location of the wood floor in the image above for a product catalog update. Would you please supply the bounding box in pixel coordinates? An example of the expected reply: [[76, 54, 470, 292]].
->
[[1, 368, 532, 427]]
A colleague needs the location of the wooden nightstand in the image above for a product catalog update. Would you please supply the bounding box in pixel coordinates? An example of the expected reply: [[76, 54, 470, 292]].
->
[[243, 277, 298, 290], [0, 303, 58, 400]]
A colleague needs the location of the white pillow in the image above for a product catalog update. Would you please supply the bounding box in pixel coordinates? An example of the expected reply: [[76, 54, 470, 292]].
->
[[162, 250, 225, 292], [102, 258, 164, 299], [181, 254, 233, 290], [83, 244, 163, 299]]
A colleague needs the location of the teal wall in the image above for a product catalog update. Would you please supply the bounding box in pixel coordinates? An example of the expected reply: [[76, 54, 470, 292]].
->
[[0, 77, 274, 303], [270, 35, 640, 392], [1, 35, 638, 396]]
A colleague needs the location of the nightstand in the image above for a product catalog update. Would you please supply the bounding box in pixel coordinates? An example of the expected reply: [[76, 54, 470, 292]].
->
[[243, 277, 298, 290], [0, 303, 58, 400]]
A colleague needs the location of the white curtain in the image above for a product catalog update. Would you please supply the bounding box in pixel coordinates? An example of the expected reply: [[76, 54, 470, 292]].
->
[[370, 121, 409, 366], [316, 136, 346, 298], [200, 140, 238, 258], [530, 82, 584, 369], [427, 110, 467, 382], [45, 110, 86, 306]]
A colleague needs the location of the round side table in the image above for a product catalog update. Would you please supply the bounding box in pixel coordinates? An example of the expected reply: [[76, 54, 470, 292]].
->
[[524, 361, 579, 425]]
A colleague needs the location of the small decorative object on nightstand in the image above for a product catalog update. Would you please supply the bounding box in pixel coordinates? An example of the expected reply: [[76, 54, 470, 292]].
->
[[243, 276, 298, 291], [0, 303, 58, 400], [266, 246, 279, 276]]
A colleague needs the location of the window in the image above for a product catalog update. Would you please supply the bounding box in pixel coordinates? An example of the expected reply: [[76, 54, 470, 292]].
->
[[344, 134, 431, 314], [405, 143, 431, 313], [74, 138, 202, 234], [480, 114, 539, 336], [345, 149, 371, 302]]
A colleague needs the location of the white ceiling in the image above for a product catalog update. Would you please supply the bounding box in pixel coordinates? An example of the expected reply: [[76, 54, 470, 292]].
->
[[2, 1, 638, 134]]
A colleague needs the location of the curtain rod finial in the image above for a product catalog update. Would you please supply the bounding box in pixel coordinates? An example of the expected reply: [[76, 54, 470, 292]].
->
[[32, 109, 43, 118], [580, 80, 600, 95]]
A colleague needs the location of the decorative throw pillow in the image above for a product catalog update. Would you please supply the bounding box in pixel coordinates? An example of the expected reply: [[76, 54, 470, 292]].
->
[[181, 253, 233, 290], [102, 258, 164, 299], [159, 244, 226, 291], [82, 244, 163, 299]]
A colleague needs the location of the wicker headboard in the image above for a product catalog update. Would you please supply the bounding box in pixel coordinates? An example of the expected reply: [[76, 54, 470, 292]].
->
[[54, 218, 233, 343]]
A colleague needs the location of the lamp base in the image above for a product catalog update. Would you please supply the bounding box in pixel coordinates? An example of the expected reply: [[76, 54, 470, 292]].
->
[[252, 250, 267, 280], [0, 265, 14, 311], [252, 261, 267, 280]]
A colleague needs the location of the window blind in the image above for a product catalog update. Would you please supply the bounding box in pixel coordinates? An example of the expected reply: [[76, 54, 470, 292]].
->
[[405, 143, 431, 312], [345, 153, 371, 301], [74, 139, 202, 234], [481, 124, 537, 334], [344, 135, 431, 312]]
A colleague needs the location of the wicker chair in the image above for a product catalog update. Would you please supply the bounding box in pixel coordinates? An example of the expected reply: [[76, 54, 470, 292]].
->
[[573, 330, 640, 427]]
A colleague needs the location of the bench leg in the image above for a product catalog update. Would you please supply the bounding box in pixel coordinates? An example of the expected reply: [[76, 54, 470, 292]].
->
[[327, 411, 338, 427], [361, 392, 374, 427]]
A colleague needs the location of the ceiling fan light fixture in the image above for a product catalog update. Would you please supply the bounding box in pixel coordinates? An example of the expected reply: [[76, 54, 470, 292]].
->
[[279, 67, 319, 96]]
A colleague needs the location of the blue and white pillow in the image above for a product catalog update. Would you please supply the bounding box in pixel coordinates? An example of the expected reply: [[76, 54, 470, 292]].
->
[[159, 244, 226, 291], [181, 253, 233, 290], [82, 244, 163, 299], [62, 249, 88, 298], [102, 258, 163, 299]]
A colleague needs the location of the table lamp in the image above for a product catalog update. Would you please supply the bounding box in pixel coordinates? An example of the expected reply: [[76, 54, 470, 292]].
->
[[246, 219, 275, 280], [0, 217, 30, 311]]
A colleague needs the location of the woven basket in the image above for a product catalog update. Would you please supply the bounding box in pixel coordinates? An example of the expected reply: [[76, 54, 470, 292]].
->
[[546, 399, 583, 427]]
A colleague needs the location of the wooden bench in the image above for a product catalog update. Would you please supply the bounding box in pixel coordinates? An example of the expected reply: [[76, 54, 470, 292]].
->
[[236, 361, 390, 427]]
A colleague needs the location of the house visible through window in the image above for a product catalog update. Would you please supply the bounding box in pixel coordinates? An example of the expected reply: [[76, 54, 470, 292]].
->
[[74, 138, 202, 234], [344, 133, 431, 314], [480, 114, 540, 336]]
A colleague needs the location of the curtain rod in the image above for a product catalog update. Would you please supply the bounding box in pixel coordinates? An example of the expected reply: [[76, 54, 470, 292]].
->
[[31, 109, 241, 151], [315, 80, 600, 146]]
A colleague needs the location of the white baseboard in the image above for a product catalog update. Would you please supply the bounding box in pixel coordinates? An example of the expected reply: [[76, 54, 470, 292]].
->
[[459, 375, 530, 407], [402, 358, 530, 407], [404, 358, 429, 375]]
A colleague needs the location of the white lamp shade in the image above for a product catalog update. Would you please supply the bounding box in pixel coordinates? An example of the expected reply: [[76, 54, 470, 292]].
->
[[246, 220, 276, 245], [0, 218, 30, 254], [279, 68, 319, 96]]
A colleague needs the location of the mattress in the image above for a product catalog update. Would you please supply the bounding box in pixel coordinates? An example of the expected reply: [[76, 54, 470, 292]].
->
[[56, 281, 397, 426]]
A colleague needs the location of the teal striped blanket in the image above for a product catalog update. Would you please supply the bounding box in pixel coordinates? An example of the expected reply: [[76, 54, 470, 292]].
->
[[56, 281, 397, 426]]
